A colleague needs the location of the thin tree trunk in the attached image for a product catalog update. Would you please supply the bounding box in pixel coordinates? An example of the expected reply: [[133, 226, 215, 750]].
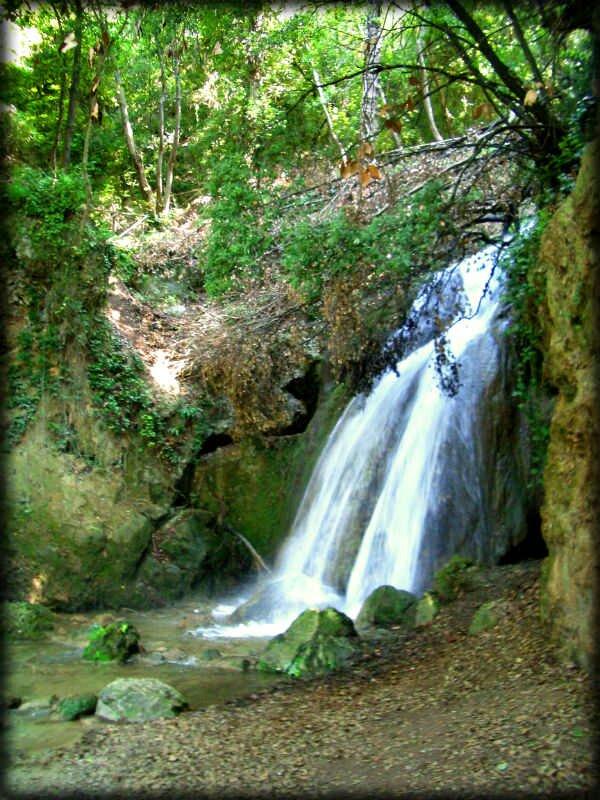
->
[[61, 0, 83, 166], [502, 1, 545, 86], [51, 67, 67, 172], [156, 54, 166, 213], [361, 3, 383, 144], [114, 67, 155, 208], [162, 53, 181, 215], [312, 67, 348, 162], [417, 26, 443, 142]]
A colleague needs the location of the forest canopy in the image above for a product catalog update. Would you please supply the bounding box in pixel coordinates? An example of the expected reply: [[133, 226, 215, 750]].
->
[[1, 0, 596, 300]]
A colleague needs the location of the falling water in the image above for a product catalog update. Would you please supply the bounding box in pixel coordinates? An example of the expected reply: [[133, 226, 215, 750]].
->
[[198, 238, 525, 639]]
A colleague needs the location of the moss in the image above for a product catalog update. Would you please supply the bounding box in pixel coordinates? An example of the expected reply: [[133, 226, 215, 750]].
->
[[258, 607, 358, 677], [82, 621, 140, 663], [468, 601, 501, 635], [355, 586, 418, 630], [415, 592, 440, 627], [432, 555, 479, 602], [192, 381, 350, 562], [57, 693, 98, 721], [5, 601, 55, 639]]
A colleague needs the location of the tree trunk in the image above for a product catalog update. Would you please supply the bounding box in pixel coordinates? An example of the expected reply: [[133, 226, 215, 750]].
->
[[156, 55, 166, 213], [61, 0, 83, 166], [312, 67, 348, 162], [361, 2, 383, 144], [417, 27, 444, 142], [114, 67, 155, 208], [162, 53, 181, 215]]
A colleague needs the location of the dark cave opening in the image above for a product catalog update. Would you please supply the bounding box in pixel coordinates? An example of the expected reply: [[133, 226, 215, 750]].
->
[[498, 507, 548, 564]]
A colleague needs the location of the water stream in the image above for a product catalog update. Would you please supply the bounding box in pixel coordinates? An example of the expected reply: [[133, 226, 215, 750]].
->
[[197, 238, 522, 639]]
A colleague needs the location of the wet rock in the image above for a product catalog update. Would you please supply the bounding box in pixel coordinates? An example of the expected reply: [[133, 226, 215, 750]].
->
[[415, 592, 440, 627], [258, 607, 359, 678], [95, 678, 188, 722], [355, 586, 418, 630], [201, 648, 222, 661], [82, 621, 140, 663], [57, 693, 98, 721], [15, 696, 59, 719], [5, 601, 55, 639]]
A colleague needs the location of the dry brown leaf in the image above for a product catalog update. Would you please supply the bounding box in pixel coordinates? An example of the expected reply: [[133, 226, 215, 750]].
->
[[91, 75, 100, 94], [408, 75, 420, 86], [357, 141, 374, 159], [91, 99, 100, 120], [524, 89, 538, 106], [367, 164, 382, 180], [340, 160, 360, 178], [359, 168, 374, 188], [404, 96, 415, 112], [384, 118, 402, 134]]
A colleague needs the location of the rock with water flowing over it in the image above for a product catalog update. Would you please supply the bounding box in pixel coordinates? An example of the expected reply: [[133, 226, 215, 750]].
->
[[95, 678, 188, 722], [355, 586, 418, 630], [82, 621, 140, 663], [258, 607, 359, 677]]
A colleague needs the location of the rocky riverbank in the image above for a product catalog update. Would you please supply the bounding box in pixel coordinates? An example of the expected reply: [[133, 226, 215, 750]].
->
[[7, 560, 594, 797]]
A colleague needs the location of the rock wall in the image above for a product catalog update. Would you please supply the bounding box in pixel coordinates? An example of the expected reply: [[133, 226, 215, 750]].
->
[[537, 136, 600, 669]]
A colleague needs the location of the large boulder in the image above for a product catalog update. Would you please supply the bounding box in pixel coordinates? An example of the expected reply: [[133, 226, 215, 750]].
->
[[5, 601, 55, 639], [258, 607, 359, 677], [95, 678, 188, 722], [355, 586, 418, 630], [82, 621, 140, 663]]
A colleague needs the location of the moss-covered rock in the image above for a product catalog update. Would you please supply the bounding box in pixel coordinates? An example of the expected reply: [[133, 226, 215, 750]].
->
[[57, 693, 98, 721], [433, 555, 479, 602], [468, 600, 502, 635], [415, 592, 440, 627], [355, 586, 418, 630], [5, 601, 55, 639], [82, 621, 140, 663], [258, 607, 359, 677], [95, 678, 188, 722], [536, 136, 600, 671]]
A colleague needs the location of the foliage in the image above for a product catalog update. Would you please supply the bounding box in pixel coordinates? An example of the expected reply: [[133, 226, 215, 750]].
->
[[501, 213, 552, 487], [5, 601, 55, 639], [280, 179, 451, 303], [82, 620, 140, 662]]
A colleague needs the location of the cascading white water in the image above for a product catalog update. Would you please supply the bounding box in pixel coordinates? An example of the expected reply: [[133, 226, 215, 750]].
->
[[198, 239, 516, 639]]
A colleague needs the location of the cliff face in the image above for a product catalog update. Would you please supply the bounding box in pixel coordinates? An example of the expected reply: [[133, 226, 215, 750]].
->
[[537, 136, 600, 669]]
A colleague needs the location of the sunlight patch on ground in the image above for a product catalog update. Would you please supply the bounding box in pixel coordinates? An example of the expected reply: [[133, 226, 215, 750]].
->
[[149, 350, 181, 395]]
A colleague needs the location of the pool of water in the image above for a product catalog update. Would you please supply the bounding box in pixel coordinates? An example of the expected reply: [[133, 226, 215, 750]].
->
[[6, 593, 284, 763]]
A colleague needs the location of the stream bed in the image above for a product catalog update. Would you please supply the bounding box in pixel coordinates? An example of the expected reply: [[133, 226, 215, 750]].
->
[[6, 593, 284, 765]]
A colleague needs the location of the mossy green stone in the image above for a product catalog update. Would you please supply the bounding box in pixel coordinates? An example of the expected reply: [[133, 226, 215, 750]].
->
[[57, 693, 98, 721], [433, 555, 478, 602], [355, 585, 417, 630], [82, 621, 140, 662], [468, 601, 500, 635], [96, 678, 188, 722], [258, 607, 358, 677], [415, 592, 440, 626], [5, 601, 55, 639]]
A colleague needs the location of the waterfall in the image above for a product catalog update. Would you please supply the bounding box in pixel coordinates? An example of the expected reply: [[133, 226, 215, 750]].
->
[[198, 238, 527, 639]]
